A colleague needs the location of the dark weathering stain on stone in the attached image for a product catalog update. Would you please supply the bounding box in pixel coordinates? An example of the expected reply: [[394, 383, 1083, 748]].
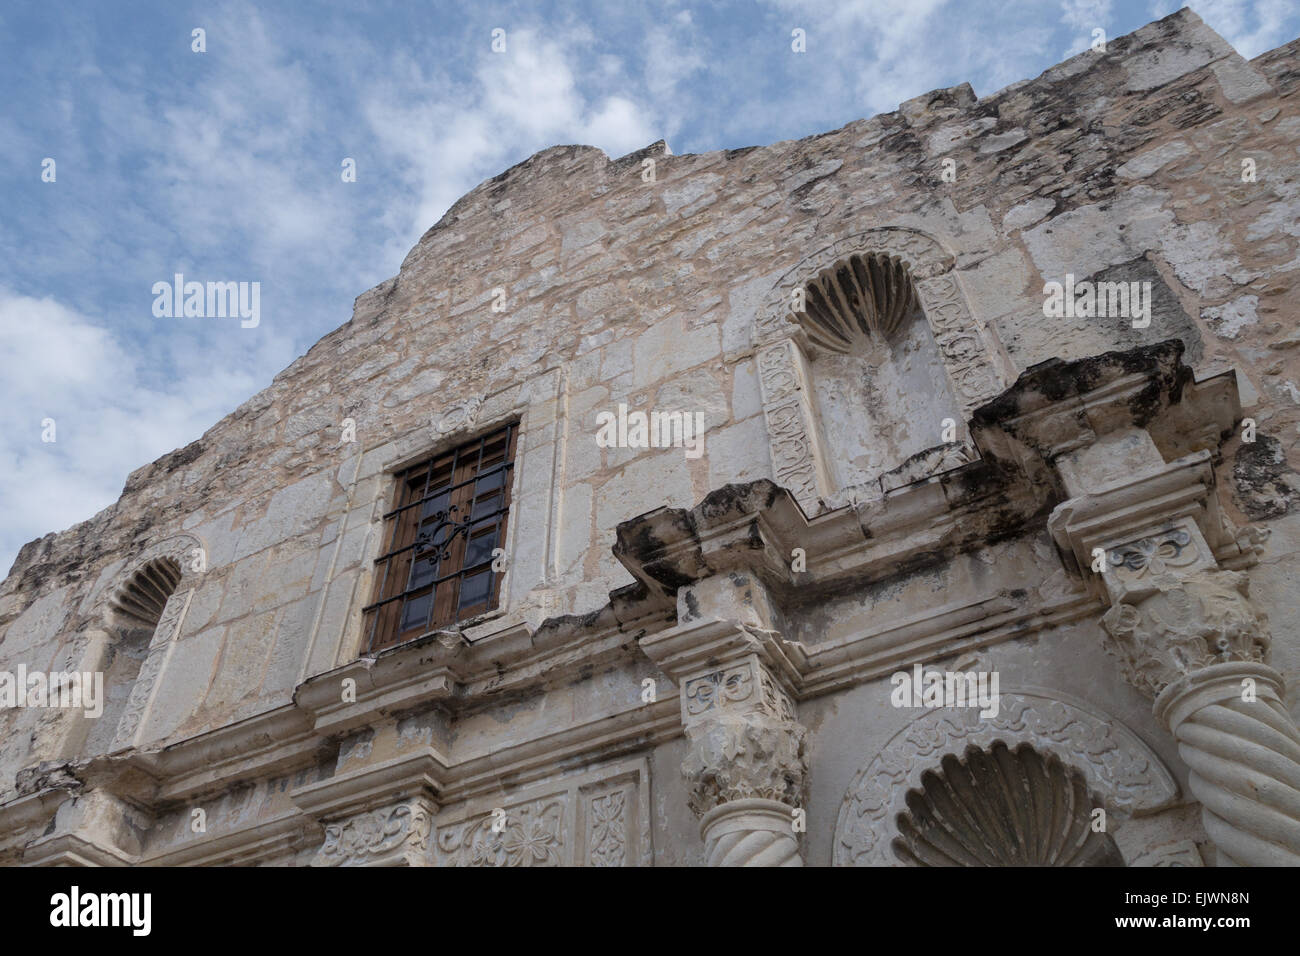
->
[[1233, 434, 1300, 520], [972, 339, 1189, 434]]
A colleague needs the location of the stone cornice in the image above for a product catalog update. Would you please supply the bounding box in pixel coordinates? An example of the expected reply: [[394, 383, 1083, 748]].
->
[[291, 750, 447, 820], [23, 833, 138, 867], [143, 812, 318, 867]]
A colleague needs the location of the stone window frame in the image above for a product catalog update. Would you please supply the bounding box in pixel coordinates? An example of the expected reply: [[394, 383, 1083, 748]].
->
[[751, 226, 1009, 515], [361, 420, 520, 653], [340, 370, 570, 664]]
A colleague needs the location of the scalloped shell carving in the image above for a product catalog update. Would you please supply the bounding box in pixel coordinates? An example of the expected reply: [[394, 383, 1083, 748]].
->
[[110, 557, 182, 627], [833, 689, 1178, 866], [893, 741, 1124, 866], [798, 253, 917, 353]]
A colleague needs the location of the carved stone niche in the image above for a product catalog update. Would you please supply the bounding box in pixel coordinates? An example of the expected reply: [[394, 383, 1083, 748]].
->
[[83, 534, 206, 754], [833, 690, 1179, 866], [752, 227, 1008, 514], [894, 742, 1125, 866]]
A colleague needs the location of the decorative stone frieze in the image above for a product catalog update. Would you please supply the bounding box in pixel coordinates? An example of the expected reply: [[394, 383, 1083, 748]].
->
[[756, 338, 831, 512], [313, 798, 434, 867], [431, 758, 649, 867]]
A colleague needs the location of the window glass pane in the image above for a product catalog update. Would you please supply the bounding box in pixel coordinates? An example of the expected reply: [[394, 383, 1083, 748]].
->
[[475, 469, 504, 495], [422, 489, 451, 521], [464, 530, 496, 570], [458, 569, 492, 611], [472, 489, 503, 519], [400, 591, 432, 633], [408, 552, 438, 590]]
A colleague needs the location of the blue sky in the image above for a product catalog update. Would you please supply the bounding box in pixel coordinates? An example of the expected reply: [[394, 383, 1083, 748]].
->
[[2, 0, 1297, 575]]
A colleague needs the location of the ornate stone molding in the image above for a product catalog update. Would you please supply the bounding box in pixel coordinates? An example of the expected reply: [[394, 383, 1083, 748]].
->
[[437, 795, 565, 867], [431, 758, 650, 867], [313, 798, 434, 867], [431, 397, 482, 437], [756, 339, 829, 512], [110, 587, 195, 751], [833, 690, 1178, 866]]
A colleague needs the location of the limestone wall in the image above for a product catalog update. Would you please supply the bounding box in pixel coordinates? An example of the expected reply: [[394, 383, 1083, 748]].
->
[[0, 9, 1297, 865]]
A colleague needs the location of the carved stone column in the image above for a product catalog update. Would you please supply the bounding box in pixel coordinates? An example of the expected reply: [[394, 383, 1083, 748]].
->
[[680, 658, 807, 866], [1050, 447, 1300, 866], [642, 573, 808, 866], [1100, 568, 1300, 866]]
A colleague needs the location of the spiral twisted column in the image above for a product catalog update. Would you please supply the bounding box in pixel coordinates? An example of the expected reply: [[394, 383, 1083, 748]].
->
[[700, 799, 802, 867], [1102, 568, 1300, 866]]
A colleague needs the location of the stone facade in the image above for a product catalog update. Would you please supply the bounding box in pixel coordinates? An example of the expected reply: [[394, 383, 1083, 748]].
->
[[2, 9, 1299, 866]]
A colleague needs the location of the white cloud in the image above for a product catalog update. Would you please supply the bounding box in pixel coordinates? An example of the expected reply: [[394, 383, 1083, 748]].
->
[[1186, 0, 1296, 58], [0, 288, 280, 576], [1060, 0, 1112, 56], [363, 28, 660, 261]]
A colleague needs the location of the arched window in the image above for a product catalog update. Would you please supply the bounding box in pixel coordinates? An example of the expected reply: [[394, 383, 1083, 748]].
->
[[76, 536, 201, 754], [80, 557, 185, 755], [111, 557, 182, 636]]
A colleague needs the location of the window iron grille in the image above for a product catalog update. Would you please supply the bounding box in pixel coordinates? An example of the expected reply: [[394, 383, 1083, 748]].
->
[[361, 421, 518, 652]]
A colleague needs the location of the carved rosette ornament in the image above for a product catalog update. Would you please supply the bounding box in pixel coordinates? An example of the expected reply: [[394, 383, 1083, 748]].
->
[[1101, 569, 1300, 866], [679, 658, 808, 866]]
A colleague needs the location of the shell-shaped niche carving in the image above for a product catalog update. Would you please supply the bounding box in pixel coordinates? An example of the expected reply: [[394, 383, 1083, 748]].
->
[[110, 557, 182, 628], [796, 252, 917, 353], [892, 742, 1124, 867]]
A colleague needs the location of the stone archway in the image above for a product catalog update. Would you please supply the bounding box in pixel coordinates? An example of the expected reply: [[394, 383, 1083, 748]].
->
[[832, 689, 1179, 866]]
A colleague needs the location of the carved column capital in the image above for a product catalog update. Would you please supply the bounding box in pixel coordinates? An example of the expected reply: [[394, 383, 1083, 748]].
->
[[1098, 564, 1300, 866], [682, 709, 807, 817], [1100, 568, 1270, 700], [677, 653, 808, 865]]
